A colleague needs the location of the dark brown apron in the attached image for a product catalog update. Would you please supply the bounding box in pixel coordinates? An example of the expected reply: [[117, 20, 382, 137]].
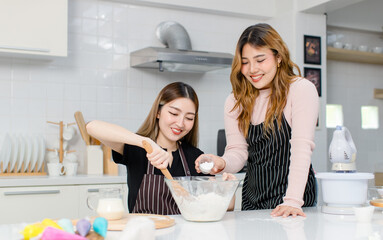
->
[[132, 144, 190, 215]]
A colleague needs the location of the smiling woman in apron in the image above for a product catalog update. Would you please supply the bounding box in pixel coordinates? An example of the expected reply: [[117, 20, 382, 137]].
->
[[87, 82, 209, 215], [196, 23, 318, 218]]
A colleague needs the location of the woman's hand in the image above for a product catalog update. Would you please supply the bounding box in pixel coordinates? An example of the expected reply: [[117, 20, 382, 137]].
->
[[144, 139, 173, 170], [271, 205, 306, 218], [195, 154, 226, 174]]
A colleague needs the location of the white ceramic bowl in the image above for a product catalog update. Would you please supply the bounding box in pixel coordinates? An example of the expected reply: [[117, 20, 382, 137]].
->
[[165, 176, 241, 222], [316, 172, 374, 207]]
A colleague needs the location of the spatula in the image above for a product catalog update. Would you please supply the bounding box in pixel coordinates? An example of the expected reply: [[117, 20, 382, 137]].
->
[[142, 140, 191, 198], [74, 111, 91, 145]]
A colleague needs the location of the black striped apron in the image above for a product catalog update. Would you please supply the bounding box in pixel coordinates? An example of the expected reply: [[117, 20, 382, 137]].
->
[[242, 114, 316, 210], [133, 145, 191, 215]]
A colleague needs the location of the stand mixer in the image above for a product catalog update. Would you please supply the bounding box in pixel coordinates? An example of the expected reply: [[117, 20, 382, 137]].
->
[[329, 126, 357, 172], [316, 126, 374, 214]]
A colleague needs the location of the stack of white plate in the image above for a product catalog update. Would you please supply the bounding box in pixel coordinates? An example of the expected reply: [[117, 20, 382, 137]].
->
[[0, 134, 46, 173]]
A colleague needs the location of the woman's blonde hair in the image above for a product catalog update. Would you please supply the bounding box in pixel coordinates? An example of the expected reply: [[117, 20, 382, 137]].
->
[[136, 82, 199, 147], [230, 23, 301, 137]]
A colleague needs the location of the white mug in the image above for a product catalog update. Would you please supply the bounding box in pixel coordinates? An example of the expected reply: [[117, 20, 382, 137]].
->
[[64, 162, 78, 176], [63, 125, 77, 141], [64, 152, 78, 163], [372, 47, 382, 54], [333, 42, 343, 49], [344, 43, 353, 50], [47, 151, 59, 163], [358, 45, 368, 52], [47, 163, 66, 177]]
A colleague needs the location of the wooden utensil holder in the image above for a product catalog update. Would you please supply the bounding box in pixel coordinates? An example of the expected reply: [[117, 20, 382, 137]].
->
[[46, 121, 76, 163]]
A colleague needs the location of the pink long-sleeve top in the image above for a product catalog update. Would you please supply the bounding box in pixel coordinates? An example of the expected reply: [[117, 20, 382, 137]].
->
[[222, 77, 319, 209]]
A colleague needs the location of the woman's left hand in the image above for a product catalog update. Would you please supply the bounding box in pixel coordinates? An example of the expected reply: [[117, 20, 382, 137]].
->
[[270, 205, 306, 218]]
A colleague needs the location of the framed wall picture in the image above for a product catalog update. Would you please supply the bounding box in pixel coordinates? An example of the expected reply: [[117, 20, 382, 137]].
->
[[304, 35, 321, 65], [304, 67, 321, 97]]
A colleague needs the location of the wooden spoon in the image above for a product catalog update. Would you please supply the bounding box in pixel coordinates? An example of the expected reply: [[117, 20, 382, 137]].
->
[[142, 140, 191, 198], [74, 111, 91, 145]]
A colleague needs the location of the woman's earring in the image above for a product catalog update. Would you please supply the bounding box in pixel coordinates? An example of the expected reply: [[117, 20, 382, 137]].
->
[[277, 62, 280, 68]]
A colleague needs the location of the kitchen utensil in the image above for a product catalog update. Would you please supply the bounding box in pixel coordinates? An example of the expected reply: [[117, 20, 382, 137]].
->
[[165, 176, 241, 221], [72, 214, 175, 230], [74, 111, 91, 145], [317, 126, 374, 214], [142, 140, 193, 199], [87, 188, 126, 220], [142, 140, 173, 179], [103, 145, 119, 175], [329, 125, 357, 172], [87, 145, 103, 175]]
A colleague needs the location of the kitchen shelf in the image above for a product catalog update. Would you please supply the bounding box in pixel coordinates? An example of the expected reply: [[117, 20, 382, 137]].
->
[[327, 47, 383, 65]]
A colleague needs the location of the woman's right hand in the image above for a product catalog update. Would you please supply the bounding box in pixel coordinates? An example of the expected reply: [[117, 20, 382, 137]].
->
[[144, 139, 173, 170], [195, 154, 226, 174]]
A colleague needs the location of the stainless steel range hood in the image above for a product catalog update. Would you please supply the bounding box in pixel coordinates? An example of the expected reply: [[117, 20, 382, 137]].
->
[[130, 47, 233, 73], [130, 21, 233, 73]]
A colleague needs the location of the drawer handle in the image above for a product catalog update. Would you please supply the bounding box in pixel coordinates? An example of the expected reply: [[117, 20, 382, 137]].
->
[[87, 189, 99, 193], [4, 190, 60, 196], [0, 45, 50, 53]]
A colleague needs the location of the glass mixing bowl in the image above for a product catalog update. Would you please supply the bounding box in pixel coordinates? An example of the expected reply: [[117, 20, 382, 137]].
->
[[165, 176, 241, 222]]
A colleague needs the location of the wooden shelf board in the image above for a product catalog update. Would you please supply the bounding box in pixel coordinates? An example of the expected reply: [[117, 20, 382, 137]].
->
[[327, 47, 383, 65]]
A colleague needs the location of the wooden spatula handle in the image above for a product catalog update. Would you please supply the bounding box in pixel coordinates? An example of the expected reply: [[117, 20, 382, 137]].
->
[[142, 140, 173, 180]]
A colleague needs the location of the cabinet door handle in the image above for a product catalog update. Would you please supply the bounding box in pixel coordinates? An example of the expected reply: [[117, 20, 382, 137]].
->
[[87, 189, 99, 193], [0, 45, 50, 53], [4, 190, 60, 196]]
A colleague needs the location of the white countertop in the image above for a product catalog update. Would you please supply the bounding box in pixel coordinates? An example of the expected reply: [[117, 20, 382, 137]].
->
[[0, 174, 126, 187], [3, 207, 383, 240], [106, 207, 383, 240]]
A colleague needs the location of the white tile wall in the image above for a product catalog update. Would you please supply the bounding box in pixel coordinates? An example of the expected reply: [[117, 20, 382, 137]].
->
[[0, 0, 258, 174]]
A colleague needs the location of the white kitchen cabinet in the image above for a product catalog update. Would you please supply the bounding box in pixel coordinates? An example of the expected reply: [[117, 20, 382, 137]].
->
[[0, 180, 127, 224], [0, 185, 79, 224], [0, 0, 68, 57], [78, 184, 128, 217]]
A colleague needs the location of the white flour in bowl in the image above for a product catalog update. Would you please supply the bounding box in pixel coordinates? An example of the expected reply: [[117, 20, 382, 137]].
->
[[174, 192, 231, 221]]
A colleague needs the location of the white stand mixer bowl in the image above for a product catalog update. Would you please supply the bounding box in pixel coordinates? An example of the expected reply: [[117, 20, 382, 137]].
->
[[316, 172, 374, 213]]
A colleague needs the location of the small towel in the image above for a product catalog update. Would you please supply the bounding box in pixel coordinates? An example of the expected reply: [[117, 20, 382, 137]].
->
[[119, 216, 155, 240]]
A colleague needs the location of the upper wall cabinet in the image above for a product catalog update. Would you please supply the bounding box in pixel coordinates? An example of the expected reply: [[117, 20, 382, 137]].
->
[[0, 0, 68, 58]]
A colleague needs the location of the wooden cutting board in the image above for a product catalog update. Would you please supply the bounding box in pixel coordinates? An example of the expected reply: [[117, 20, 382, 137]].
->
[[73, 214, 175, 231], [370, 199, 383, 208]]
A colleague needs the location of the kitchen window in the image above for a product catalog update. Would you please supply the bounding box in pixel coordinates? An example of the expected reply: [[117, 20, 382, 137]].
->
[[361, 106, 379, 129], [326, 104, 343, 128]]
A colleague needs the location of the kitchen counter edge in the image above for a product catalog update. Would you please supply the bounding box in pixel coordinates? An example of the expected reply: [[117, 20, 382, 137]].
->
[[0, 175, 127, 187]]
